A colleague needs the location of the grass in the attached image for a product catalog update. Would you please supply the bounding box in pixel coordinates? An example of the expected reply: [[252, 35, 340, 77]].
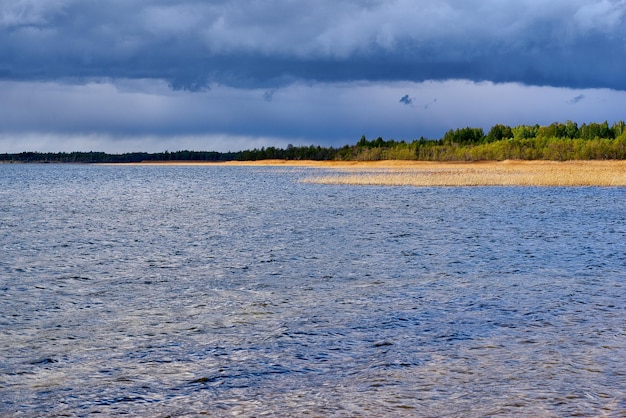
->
[[295, 160, 626, 187], [123, 160, 626, 187]]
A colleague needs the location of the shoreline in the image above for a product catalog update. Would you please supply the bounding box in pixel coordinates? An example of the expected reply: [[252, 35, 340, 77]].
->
[[108, 159, 626, 186]]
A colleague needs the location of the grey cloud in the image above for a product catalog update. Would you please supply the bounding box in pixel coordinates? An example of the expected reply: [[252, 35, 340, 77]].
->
[[2, 79, 626, 152], [424, 98, 437, 109], [1, 1, 626, 91], [263, 89, 277, 102], [399, 94, 413, 105], [570, 94, 585, 104]]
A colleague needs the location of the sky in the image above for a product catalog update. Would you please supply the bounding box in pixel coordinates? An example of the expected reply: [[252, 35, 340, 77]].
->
[[1, 0, 626, 153]]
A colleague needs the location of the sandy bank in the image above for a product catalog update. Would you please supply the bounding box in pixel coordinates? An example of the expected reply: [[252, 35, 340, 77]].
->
[[119, 160, 626, 186]]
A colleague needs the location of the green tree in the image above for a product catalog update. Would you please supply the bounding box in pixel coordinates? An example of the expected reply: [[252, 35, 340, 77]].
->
[[565, 120, 579, 138], [486, 124, 513, 142], [443, 127, 485, 145]]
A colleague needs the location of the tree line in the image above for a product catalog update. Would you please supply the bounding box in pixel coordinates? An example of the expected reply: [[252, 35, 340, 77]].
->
[[0, 150, 237, 164], [2, 120, 625, 163]]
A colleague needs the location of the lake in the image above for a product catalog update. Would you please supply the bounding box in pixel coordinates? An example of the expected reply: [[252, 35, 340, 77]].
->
[[1, 164, 625, 416]]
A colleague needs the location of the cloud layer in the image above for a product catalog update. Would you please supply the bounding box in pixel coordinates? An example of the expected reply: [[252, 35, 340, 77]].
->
[[2, 1, 626, 152], [2, 0, 626, 90], [2, 79, 625, 153]]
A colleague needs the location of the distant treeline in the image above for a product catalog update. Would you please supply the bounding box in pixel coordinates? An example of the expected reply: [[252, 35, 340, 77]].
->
[[0, 150, 238, 164], [2, 120, 625, 163]]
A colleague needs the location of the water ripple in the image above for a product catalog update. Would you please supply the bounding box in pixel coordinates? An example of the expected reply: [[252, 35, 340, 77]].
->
[[0, 165, 624, 416]]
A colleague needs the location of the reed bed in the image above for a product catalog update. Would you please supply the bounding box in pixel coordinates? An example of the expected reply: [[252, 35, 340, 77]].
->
[[128, 159, 625, 186], [298, 160, 626, 187]]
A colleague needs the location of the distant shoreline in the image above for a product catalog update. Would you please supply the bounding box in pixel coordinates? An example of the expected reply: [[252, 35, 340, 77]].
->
[[104, 159, 626, 187]]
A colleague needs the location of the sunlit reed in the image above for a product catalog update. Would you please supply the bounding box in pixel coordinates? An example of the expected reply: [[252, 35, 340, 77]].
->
[[296, 160, 626, 187], [124, 160, 626, 186]]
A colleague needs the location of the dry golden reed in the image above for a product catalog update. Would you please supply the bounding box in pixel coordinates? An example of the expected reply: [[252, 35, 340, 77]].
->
[[127, 159, 626, 187], [300, 160, 626, 187]]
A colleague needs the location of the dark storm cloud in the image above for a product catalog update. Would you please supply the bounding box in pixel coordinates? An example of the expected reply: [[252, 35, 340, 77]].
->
[[570, 94, 586, 104], [263, 89, 277, 102], [423, 98, 437, 110], [399, 94, 413, 105], [2, 0, 626, 91]]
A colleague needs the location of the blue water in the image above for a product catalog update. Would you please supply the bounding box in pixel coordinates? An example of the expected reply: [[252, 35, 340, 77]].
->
[[1, 164, 625, 416]]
